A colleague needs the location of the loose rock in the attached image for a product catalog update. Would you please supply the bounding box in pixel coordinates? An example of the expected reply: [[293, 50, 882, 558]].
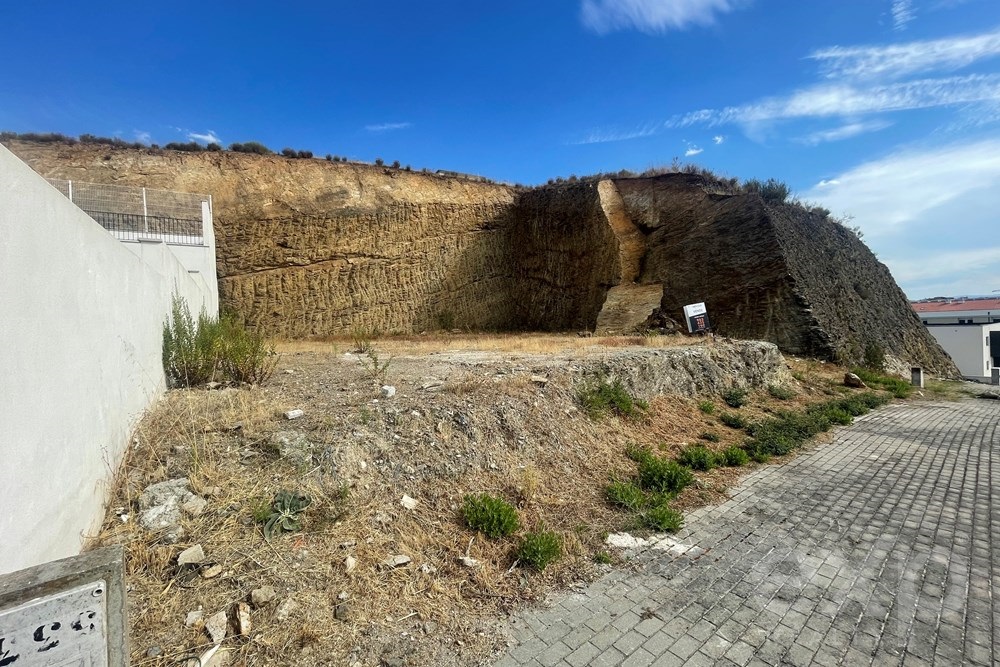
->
[[530, 375, 549, 385], [271, 431, 314, 467], [139, 478, 195, 542], [458, 556, 480, 568], [177, 544, 206, 566], [284, 409, 304, 420], [250, 586, 277, 608], [204, 610, 228, 644], [275, 599, 298, 621], [233, 602, 252, 636], [844, 372, 867, 388], [381, 385, 396, 398], [334, 602, 351, 621], [345, 555, 358, 573], [185, 610, 204, 627], [400, 494, 418, 510], [182, 495, 208, 517], [201, 564, 223, 579], [383, 554, 411, 568]]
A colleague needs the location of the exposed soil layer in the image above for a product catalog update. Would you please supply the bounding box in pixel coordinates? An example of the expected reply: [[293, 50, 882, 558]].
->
[[7, 141, 955, 373]]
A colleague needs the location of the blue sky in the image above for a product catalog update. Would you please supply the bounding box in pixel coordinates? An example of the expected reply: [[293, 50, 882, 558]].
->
[[2, 0, 999, 299]]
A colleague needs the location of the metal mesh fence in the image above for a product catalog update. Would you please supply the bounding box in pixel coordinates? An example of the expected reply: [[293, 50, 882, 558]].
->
[[46, 179, 210, 245]]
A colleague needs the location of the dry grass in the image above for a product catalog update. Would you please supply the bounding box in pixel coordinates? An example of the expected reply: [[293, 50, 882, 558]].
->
[[274, 332, 705, 357], [94, 340, 877, 666]]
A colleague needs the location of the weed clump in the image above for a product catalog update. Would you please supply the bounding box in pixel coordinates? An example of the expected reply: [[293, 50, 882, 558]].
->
[[743, 392, 890, 459], [577, 378, 648, 420], [720, 412, 748, 429], [767, 384, 795, 400], [697, 400, 715, 414], [461, 494, 519, 539], [722, 387, 749, 408], [851, 368, 912, 398], [516, 530, 562, 571], [637, 453, 694, 495], [261, 490, 311, 540], [605, 480, 647, 511], [721, 446, 750, 467], [640, 504, 684, 532], [677, 445, 718, 471]]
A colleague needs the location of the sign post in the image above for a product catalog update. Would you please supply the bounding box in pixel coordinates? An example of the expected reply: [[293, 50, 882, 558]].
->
[[683, 302, 711, 334]]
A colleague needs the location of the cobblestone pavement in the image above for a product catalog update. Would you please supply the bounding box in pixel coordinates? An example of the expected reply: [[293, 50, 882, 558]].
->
[[496, 400, 1000, 666]]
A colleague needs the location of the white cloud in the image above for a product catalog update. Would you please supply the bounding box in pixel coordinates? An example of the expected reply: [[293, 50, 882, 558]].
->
[[671, 74, 1000, 127], [888, 247, 1000, 283], [188, 130, 221, 144], [685, 145, 704, 156], [365, 122, 411, 133], [580, 0, 746, 34], [713, 135, 725, 144], [809, 27, 1000, 80], [892, 0, 915, 31], [797, 119, 893, 145], [133, 130, 152, 144], [803, 138, 1000, 237], [805, 139, 1000, 297], [571, 124, 660, 144]]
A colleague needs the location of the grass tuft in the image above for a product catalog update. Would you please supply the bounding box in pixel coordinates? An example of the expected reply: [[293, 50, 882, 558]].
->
[[722, 387, 749, 408], [720, 412, 748, 429], [578, 378, 648, 419], [461, 494, 520, 539], [515, 530, 562, 571], [677, 445, 718, 471]]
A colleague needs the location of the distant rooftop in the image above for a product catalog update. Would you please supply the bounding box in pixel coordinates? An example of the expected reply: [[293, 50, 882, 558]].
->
[[912, 297, 1000, 313]]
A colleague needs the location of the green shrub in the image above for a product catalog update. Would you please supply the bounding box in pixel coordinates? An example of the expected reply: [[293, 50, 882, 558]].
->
[[516, 530, 562, 571], [461, 494, 519, 539], [677, 445, 718, 471], [863, 343, 886, 373], [851, 368, 912, 398], [162, 295, 224, 387], [578, 378, 648, 420], [218, 315, 278, 385], [722, 387, 749, 408], [162, 297, 279, 388], [638, 456, 694, 495], [640, 503, 684, 532], [720, 412, 748, 429], [768, 384, 795, 400], [605, 480, 647, 511], [625, 444, 653, 464], [229, 141, 272, 155], [697, 400, 715, 414], [699, 431, 720, 443], [721, 446, 749, 466]]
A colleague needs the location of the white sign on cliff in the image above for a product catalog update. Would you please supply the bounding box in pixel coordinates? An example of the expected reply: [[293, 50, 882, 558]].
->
[[683, 302, 711, 334]]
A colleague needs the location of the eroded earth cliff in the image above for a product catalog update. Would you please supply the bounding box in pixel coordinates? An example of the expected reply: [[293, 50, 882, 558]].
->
[[6, 140, 955, 373]]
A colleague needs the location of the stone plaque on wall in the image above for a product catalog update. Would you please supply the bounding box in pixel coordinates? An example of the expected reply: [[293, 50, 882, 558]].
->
[[0, 546, 126, 666]]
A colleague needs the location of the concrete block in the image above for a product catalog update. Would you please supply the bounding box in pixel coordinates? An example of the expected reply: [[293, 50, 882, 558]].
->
[[0, 545, 126, 665]]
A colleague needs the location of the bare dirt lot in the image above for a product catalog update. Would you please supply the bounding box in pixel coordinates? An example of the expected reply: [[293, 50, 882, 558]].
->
[[95, 334, 903, 667]]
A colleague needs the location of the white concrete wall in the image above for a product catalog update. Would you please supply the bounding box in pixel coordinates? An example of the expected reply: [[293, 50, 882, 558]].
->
[[926, 324, 1000, 381], [0, 144, 214, 574]]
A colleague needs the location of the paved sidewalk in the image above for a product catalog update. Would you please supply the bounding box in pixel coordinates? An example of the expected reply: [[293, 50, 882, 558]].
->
[[496, 400, 1000, 666]]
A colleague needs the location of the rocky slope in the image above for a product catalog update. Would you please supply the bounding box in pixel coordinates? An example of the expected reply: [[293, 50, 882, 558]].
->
[[6, 140, 956, 373]]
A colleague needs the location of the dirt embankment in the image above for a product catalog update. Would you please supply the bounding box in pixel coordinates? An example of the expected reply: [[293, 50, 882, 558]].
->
[[93, 335, 820, 666], [7, 141, 956, 373]]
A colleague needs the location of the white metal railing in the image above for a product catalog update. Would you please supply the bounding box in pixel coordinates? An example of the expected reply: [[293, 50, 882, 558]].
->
[[47, 179, 212, 245]]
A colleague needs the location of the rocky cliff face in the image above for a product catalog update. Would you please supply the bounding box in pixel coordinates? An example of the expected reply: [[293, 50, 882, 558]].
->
[[6, 140, 956, 373]]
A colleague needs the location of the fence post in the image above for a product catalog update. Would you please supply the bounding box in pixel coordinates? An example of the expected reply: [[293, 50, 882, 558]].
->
[[67, 180, 73, 203], [142, 187, 149, 233]]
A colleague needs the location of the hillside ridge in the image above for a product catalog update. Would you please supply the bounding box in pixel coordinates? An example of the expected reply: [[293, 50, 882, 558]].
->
[[4, 139, 956, 373]]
